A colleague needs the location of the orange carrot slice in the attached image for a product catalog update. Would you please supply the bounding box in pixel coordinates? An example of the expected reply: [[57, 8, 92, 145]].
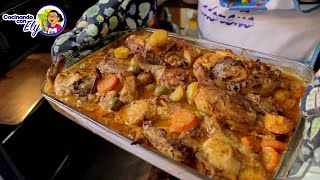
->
[[264, 114, 295, 134], [261, 147, 280, 172], [171, 109, 200, 133], [261, 139, 288, 153], [97, 74, 119, 93]]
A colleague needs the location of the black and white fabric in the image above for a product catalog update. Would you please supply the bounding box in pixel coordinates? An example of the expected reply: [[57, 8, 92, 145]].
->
[[51, 0, 156, 67], [300, 72, 320, 165]]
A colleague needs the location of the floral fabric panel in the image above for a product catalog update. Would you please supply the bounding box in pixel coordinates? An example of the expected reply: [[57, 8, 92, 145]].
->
[[300, 73, 320, 165], [51, 0, 156, 67]]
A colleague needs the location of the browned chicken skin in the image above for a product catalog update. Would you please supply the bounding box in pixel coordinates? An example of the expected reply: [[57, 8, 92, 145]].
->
[[126, 33, 203, 67], [194, 50, 281, 96], [119, 76, 138, 104], [46, 56, 65, 90], [158, 67, 195, 90], [195, 116, 267, 180], [138, 61, 195, 91], [96, 58, 132, 77], [54, 70, 100, 97], [194, 64, 256, 123], [115, 98, 158, 126], [194, 65, 276, 138], [245, 93, 283, 115], [142, 121, 195, 162]]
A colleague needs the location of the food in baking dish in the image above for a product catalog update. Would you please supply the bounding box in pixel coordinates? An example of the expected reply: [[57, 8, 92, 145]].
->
[[45, 29, 306, 179]]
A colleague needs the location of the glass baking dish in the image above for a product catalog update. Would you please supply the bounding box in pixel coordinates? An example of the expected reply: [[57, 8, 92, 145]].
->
[[41, 28, 315, 179]]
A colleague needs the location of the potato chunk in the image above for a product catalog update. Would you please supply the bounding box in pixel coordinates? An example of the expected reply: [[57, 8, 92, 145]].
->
[[169, 86, 184, 102], [114, 46, 130, 59], [186, 82, 198, 104], [150, 29, 168, 47]]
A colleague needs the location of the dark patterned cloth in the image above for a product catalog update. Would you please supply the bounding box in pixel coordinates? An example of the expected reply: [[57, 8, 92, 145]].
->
[[300, 72, 320, 165], [51, 0, 156, 66]]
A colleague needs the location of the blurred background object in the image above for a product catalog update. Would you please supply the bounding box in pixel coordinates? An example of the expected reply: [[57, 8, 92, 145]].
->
[[182, 0, 198, 5], [147, 6, 199, 38], [299, 0, 320, 2], [183, 10, 198, 38], [152, 6, 180, 34]]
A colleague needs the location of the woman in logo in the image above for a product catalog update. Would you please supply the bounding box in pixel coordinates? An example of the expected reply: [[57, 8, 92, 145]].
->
[[42, 10, 63, 34]]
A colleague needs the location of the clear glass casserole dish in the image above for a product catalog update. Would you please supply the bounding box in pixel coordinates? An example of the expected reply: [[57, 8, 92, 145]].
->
[[41, 28, 315, 180]]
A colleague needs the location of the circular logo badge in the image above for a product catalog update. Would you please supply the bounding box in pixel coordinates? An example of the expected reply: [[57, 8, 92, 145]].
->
[[36, 5, 66, 36]]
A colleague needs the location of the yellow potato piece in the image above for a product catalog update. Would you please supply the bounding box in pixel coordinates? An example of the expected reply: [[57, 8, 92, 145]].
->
[[150, 29, 168, 47], [114, 46, 130, 59], [169, 86, 184, 102], [186, 82, 198, 104]]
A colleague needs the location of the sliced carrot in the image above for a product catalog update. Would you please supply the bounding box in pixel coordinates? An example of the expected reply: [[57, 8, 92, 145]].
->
[[261, 139, 288, 153], [264, 114, 295, 134], [241, 136, 262, 153], [171, 109, 200, 133], [260, 147, 280, 172], [97, 74, 119, 93]]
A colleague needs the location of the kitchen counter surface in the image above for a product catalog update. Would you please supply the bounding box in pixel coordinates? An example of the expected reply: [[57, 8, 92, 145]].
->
[[0, 53, 51, 125]]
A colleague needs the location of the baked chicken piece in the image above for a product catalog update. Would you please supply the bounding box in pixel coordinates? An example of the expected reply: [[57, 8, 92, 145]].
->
[[115, 98, 158, 126], [196, 116, 267, 180], [138, 61, 195, 91], [46, 56, 65, 90], [96, 58, 132, 77], [126, 32, 203, 67], [142, 121, 195, 162], [53, 70, 100, 97], [193, 50, 281, 96], [119, 76, 138, 104], [194, 65, 276, 138]]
